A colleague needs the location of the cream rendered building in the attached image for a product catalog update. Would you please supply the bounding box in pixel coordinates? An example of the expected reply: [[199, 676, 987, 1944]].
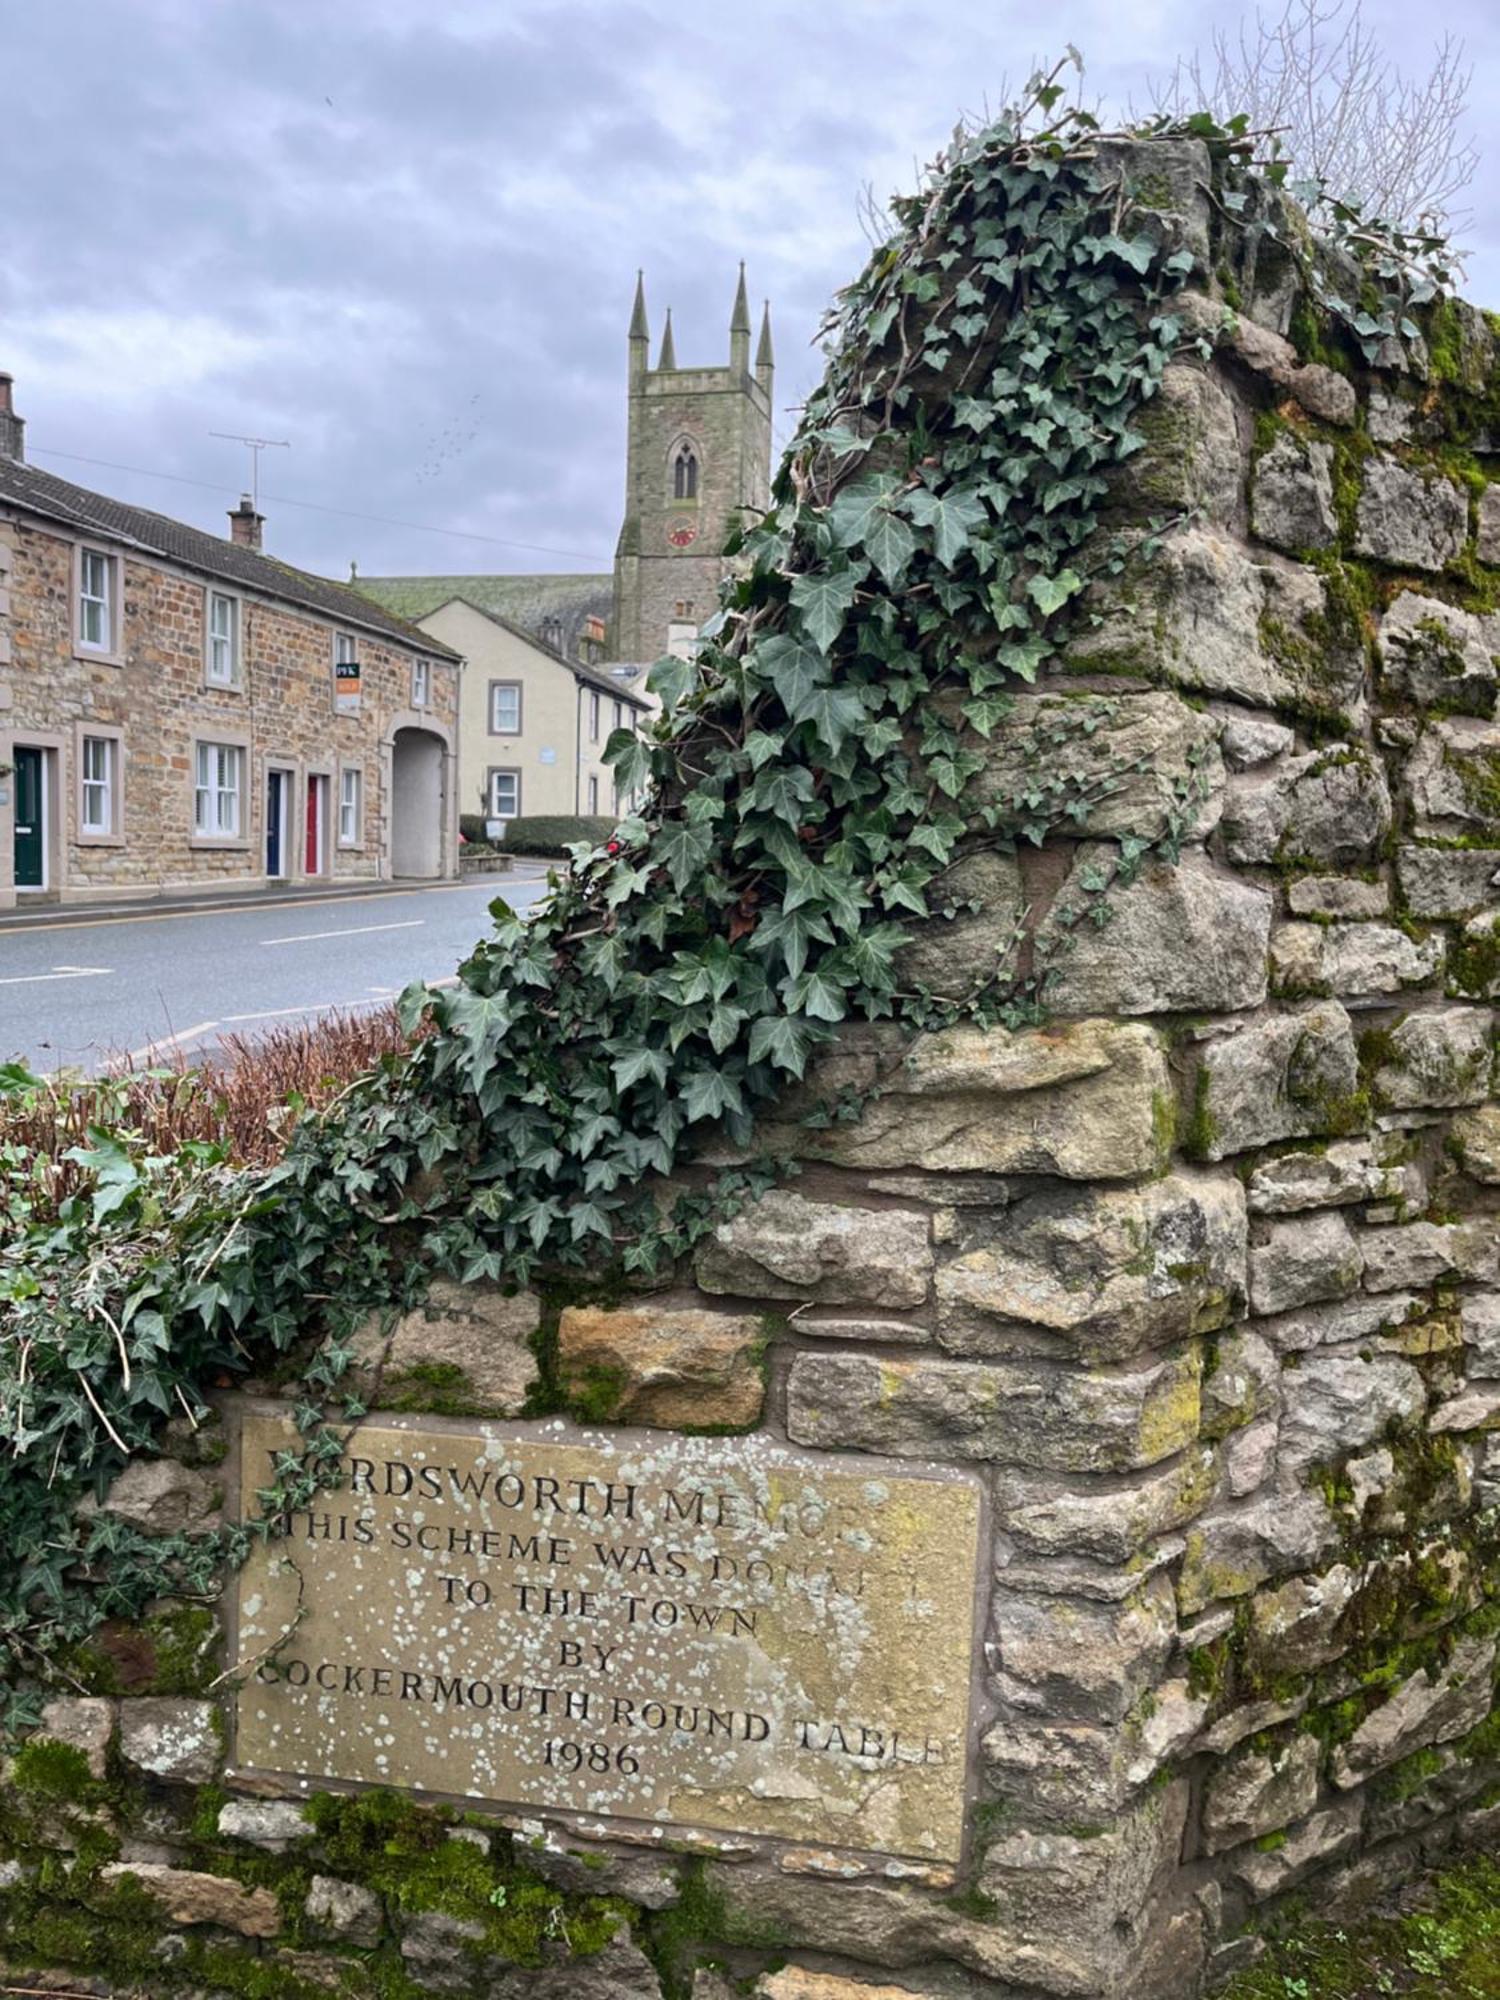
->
[[411, 596, 651, 826]]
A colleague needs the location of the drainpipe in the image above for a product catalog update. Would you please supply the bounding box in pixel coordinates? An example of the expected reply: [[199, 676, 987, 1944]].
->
[[574, 678, 583, 813]]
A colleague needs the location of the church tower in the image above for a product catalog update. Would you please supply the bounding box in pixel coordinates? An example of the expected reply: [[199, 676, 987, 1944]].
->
[[611, 266, 774, 664]]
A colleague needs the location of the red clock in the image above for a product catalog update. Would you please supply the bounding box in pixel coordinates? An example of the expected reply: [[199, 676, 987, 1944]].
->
[[668, 523, 698, 548]]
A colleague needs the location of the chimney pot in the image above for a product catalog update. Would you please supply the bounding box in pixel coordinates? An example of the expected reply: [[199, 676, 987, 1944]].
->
[[229, 494, 264, 552]]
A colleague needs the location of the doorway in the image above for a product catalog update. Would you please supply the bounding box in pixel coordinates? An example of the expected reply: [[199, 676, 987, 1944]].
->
[[13, 747, 46, 890], [305, 774, 329, 876], [390, 727, 445, 878], [266, 768, 289, 880]]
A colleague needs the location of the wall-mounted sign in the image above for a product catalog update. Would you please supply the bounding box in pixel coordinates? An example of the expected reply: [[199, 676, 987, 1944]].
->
[[538, 747, 558, 766], [334, 659, 362, 715]]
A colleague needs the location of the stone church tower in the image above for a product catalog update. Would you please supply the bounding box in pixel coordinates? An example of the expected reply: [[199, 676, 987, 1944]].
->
[[611, 267, 774, 664]]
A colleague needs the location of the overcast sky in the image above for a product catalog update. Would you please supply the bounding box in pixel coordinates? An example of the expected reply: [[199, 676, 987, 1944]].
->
[[4, 0, 1497, 587]]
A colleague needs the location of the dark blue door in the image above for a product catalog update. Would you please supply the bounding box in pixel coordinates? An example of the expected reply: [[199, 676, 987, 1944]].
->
[[266, 769, 284, 878]]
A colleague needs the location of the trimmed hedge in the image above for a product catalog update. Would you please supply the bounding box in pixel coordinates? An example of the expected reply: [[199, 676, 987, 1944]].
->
[[498, 815, 616, 856]]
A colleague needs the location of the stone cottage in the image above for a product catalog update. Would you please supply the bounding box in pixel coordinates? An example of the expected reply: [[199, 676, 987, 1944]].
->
[[0, 374, 461, 911]]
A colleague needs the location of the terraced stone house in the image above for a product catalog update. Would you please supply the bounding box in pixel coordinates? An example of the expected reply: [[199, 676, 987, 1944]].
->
[[0, 372, 461, 912]]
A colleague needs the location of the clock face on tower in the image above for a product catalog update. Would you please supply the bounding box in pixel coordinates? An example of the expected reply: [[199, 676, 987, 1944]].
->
[[667, 522, 698, 549]]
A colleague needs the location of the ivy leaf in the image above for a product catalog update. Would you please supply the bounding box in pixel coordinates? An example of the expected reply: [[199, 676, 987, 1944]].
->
[[611, 1046, 669, 1092], [747, 1014, 814, 1077], [903, 484, 987, 566], [647, 651, 697, 712], [789, 683, 867, 753], [789, 562, 866, 651], [758, 634, 827, 715], [681, 1068, 745, 1124], [654, 821, 713, 890], [440, 989, 515, 1086], [1026, 569, 1085, 617], [784, 968, 847, 1022]]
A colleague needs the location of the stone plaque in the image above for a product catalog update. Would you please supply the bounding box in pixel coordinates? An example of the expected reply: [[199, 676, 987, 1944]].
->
[[229, 1407, 982, 1861]]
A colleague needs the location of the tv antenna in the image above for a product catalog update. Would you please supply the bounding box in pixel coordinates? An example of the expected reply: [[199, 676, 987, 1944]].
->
[[209, 431, 290, 510]]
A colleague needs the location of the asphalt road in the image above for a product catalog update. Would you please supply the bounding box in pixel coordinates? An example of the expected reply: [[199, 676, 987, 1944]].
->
[[0, 874, 555, 1074]]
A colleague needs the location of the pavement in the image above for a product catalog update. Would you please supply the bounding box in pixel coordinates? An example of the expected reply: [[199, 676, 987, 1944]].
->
[[0, 872, 556, 1074]]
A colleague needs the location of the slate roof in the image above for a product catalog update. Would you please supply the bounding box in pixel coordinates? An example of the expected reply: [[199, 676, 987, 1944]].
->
[[0, 457, 460, 660], [354, 571, 612, 663], [406, 590, 653, 711]]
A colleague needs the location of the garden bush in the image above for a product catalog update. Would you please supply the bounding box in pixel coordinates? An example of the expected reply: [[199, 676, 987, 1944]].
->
[[497, 814, 616, 856]]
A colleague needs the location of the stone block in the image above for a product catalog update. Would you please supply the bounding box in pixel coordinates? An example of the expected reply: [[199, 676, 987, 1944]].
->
[[348, 1279, 540, 1415], [1270, 921, 1443, 1003], [1244, 1564, 1360, 1679], [1398, 846, 1500, 919], [1354, 455, 1468, 571], [1222, 716, 1294, 770], [1202, 1732, 1322, 1854], [1221, 748, 1392, 868], [1251, 433, 1337, 552], [1371, 1005, 1494, 1110], [1199, 1329, 1279, 1439], [936, 1172, 1247, 1363], [1287, 875, 1390, 919], [1247, 1138, 1415, 1214], [997, 1449, 1216, 1566], [1431, 1386, 1500, 1434], [1362, 1220, 1498, 1291], [1248, 1211, 1363, 1316], [990, 1574, 1176, 1724], [557, 1305, 765, 1429], [695, 1189, 932, 1307], [36, 1698, 113, 1780], [757, 1017, 1171, 1181], [1453, 1105, 1500, 1183], [1331, 1634, 1498, 1787], [1378, 592, 1499, 715], [1408, 718, 1500, 838], [981, 1717, 1134, 1826], [117, 1698, 219, 1784], [1177, 1490, 1339, 1615], [216, 1799, 310, 1851], [305, 1872, 383, 1946], [756, 1973, 922, 2000], [99, 1861, 280, 1937], [1278, 1352, 1426, 1478], [1191, 1001, 1360, 1159], [1131, 361, 1243, 523], [1479, 484, 1500, 565], [1225, 1799, 1364, 1900], [969, 689, 1225, 843], [893, 849, 1024, 1000], [93, 1458, 221, 1535], [785, 1347, 1200, 1473], [1037, 848, 1271, 1017]]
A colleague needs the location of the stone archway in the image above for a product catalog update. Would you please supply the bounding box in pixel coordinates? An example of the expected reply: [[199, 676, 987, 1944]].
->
[[390, 726, 446, 878]]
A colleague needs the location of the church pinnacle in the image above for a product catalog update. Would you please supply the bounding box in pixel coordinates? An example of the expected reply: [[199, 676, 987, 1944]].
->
[[730, 262, 752, 371], [658, 307, 677, 372]]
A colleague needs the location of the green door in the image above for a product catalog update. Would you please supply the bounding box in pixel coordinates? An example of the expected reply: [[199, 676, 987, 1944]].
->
[[13, 747, 44, 889]]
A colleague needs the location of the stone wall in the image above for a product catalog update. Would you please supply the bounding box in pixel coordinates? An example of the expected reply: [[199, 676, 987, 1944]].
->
[[6, 147, 1500, 2000]]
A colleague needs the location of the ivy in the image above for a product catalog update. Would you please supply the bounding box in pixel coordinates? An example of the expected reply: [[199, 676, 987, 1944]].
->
[[0, 61, 1447, 1718]]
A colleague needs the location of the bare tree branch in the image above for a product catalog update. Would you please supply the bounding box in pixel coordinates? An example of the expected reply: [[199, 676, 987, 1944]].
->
[[1144, 0, 1477, 241]]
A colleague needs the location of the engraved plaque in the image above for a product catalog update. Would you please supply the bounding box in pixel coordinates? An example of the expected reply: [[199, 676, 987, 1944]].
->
[[229, 1407, 982, 1861]]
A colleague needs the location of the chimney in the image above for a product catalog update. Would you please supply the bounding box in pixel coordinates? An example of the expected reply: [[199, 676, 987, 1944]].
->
[[0, 373, 25, 461], [228, 494, 263, 551]]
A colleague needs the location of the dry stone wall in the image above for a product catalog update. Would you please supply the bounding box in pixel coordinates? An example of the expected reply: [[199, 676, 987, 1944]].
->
[[5, 145, 1500, 2000]]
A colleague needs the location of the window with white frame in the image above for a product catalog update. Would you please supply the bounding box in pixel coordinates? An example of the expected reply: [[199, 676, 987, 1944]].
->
[[612, 699, 624, 732], [80, 735, 117, 835], [78, 548, 114, 652], [339, 766, 362, 845], [588, 690, 600, 741], [207, 591, 240, 685], [488, 769, 520, 818], [335, 631, 358, 667], [411, 658, 431, 708], [194, 741, 243, 837], [587, 775, 599, 814], [667, 620, 698, 661], [489, 681, 521, 734]]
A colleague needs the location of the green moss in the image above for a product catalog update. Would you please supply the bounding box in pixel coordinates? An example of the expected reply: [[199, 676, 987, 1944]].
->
[[563, 1362, 633, 1424], [379, 1361, 495, 1420], [140, 1603, 220, 1696], [1183, 1065, 1218, 1162], [1374, 1744, 1446, 1804], [9, 1738, 104, 1805]]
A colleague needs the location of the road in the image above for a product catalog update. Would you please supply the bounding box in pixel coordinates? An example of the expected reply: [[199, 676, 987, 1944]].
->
[[0, 874, 555, 1074]]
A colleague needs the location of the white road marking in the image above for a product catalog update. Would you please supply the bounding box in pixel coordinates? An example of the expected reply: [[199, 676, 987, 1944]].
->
[[126, 1020, 220, 1061], [0, 964, 112, 986], [260, 919, 425, 946]]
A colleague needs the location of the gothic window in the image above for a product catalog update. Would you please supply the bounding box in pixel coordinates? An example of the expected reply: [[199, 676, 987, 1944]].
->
[[672, 443, 699, 502]]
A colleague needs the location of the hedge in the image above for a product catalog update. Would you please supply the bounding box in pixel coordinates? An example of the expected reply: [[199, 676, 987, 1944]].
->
[[496, 815, 617, 856]]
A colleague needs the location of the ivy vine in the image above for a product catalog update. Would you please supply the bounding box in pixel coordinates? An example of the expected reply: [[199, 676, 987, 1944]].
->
[[0, 65, 1440, 1723]]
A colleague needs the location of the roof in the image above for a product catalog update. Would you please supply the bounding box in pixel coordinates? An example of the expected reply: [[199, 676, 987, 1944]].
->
[[354, 572, 612, 662], [417, 592, 652, 710], [0, 456, 460, 660]]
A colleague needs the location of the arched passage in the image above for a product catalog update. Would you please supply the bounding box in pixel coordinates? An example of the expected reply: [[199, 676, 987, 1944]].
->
[[390, 726, 446, 878]]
